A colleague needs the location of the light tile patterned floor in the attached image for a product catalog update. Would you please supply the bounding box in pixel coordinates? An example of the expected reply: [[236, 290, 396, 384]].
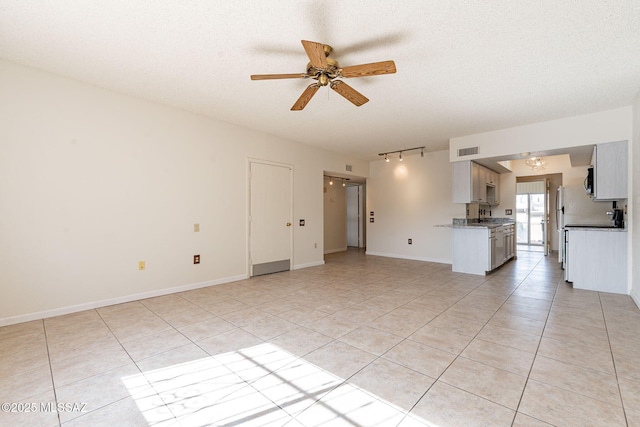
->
[[1, 249, 639, 426]]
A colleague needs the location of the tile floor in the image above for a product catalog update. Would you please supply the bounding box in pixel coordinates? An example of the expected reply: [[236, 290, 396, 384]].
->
[[1, 249, 640, 426]]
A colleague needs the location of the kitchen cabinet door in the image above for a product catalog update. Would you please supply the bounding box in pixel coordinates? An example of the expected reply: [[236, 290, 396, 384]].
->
[[504, 225, 515, 260], [594, 140, 628, 200], [452, 161, 473, 203], [473, 164, 486, 203], [565, 229, 627, 294], [452, 161, 501, 205]]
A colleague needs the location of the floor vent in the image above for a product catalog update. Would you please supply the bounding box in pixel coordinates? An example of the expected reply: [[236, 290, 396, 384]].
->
[[457, 146, 479, 157]]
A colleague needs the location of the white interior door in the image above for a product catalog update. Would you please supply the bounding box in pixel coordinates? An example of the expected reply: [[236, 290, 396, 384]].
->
[[249, 162, 292, 276]]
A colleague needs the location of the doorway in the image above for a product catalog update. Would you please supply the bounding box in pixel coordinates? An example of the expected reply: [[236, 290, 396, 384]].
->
[[249, 161, 293, 276], [323, 173, 366, 255], [346, 184, 365, 248], [516, 180, 547, 253], [516, 193, 545, 246]]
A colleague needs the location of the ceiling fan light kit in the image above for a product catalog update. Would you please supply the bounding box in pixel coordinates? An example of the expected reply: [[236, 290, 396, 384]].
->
[[251, 40, 396, 110]]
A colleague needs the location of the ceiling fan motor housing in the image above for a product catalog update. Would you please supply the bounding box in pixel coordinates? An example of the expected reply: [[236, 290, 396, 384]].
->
[[307, 56, 339, 86]]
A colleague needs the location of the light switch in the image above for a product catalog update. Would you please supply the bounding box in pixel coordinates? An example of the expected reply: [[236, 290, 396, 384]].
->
[[194, 224, 200, 232]]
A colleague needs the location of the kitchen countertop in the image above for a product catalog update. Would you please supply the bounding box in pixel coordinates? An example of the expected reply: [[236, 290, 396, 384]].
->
[[436, 219, 516, 229], [564, 224, 627, 232]]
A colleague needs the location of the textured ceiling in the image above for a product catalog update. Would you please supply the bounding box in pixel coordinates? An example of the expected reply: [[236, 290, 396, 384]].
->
[[1, 1, 639, 160]]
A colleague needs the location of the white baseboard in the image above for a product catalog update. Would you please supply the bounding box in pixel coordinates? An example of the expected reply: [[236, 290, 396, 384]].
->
[[365, 251, 452, 265], [631, 287, 640, 310], [324, 247, 348, 255], [0, 273, 248, 327], [293, 260, 325, 270]]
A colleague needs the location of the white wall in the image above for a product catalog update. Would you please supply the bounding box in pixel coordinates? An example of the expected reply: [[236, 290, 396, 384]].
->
[[323, 177, 347, 254], [366, 150, 464, 263], [450, 107, 632, 162], [0, 60, 369, 325], [632, 92, 640, 304]]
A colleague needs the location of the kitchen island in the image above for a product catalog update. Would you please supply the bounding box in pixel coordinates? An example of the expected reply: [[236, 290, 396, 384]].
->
[[444, 219, 516, 275]]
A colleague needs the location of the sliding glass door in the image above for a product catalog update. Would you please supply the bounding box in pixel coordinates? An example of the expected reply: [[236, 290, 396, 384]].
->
[[516, 193, 545, 246]]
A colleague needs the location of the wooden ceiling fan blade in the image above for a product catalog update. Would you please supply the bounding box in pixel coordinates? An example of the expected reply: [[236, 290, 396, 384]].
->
[[301, 40, 328, 69], [251, 73, 307, 80], [291, 84, 320, 110], [330, 81, 369, 107], [340, 60, 397, 78]]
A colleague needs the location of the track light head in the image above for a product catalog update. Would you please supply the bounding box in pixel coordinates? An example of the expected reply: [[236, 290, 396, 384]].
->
[[379, 146, 425, 163]]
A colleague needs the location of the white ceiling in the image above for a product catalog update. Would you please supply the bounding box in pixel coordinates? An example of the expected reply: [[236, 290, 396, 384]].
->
[[1, 1, 639, 161]]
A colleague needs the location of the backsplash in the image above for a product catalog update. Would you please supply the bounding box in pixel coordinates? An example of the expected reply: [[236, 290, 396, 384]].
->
[[465, 202, 494, 220]]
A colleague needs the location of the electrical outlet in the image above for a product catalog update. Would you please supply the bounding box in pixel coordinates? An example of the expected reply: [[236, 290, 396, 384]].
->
[[408, 239, 412, 245], [138, 261, 145, 271], [194, 255, 200, 264], [314, 242, 317, 248]]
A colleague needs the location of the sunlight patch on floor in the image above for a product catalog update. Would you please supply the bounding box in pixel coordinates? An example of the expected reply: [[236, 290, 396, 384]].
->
[[121, 343, 439, 426]]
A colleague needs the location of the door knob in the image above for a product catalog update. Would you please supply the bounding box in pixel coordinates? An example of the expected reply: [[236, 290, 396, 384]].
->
[[286, 222, 292, 227]]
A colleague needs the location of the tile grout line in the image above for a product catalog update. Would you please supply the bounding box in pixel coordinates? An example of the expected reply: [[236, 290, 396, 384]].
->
[[597, 291, 629, 427], [41, 318, 62, 427], [509, 259, 562, 426]]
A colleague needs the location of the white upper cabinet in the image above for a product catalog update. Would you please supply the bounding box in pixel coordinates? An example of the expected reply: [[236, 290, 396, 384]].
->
[[593, 140, 628, 201], [452, 161, 473, 203], [452, 160, 500, 205]]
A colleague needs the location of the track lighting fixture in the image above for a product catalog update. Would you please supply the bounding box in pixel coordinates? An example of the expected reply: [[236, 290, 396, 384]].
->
[[378, 146, 426, 162], [324, 175, 350, 187]]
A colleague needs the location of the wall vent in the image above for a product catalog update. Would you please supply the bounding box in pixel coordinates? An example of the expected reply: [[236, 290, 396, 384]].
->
[[457, 146, 479, 157], [345, 165, 353, 172]]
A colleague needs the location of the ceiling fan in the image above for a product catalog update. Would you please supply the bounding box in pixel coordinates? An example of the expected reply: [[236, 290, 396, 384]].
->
[[250, 40, 396, 110]]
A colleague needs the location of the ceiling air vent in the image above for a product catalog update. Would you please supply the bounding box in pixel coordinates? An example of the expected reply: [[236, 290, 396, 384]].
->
[[345, 165, 353, 172], [457, 146, 479, 157]]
